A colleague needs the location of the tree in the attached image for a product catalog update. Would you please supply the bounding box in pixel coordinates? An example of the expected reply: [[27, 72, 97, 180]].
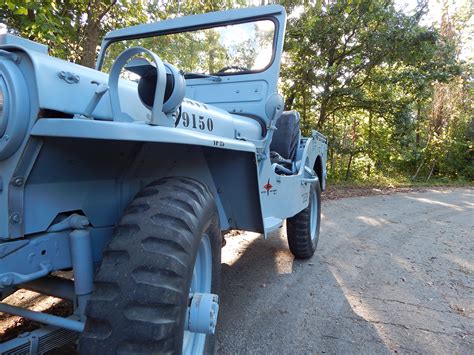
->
[[0, 0, 243, 68], [281, 0, 464, 180], [412, 0, 473, 180], [283, 0, 455, 127], [1, 0, 148, 67], [1, 0, 470, 181]]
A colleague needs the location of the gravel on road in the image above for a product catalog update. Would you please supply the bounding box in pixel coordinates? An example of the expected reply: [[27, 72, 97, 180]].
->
[[216, 187, 473, 354]]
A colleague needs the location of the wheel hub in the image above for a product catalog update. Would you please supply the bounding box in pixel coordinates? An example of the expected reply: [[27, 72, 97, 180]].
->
[[185, 293, 219, 334], [183, 234, 215, 354]]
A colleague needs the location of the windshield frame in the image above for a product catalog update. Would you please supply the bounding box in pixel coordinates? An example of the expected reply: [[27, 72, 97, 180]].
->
[[97, 16, 279, 77]]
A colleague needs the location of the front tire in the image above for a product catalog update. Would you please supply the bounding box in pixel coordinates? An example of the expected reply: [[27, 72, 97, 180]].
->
[[79, 177, 221, 354], [287, 180, 321, 259]]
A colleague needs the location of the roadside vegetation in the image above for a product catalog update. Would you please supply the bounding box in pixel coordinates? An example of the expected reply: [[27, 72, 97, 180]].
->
[[1, 0, 472, 185]]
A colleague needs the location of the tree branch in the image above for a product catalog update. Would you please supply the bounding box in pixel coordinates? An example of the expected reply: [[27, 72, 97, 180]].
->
[[98, 0, 117, 21]]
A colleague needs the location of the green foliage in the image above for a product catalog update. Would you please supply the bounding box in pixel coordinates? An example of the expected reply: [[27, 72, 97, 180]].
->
[[0, 0, 244, 66], [280, 0, 471, 183], [0, 0, 149, 65], [0, 0, 471, 183]]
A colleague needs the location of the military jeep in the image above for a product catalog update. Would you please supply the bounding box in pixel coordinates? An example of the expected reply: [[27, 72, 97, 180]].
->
[[0, 5, 327, 354]]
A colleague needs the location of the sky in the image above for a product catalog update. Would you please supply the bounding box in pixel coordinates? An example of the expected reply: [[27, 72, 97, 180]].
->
[[395, 0, 473, 60]]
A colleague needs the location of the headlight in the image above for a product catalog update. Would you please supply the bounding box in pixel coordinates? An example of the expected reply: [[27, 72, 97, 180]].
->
[[0, 58, 30, 160], [0, 77, 7, 137]]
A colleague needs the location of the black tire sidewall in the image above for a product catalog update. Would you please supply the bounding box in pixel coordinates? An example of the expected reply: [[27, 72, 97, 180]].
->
[[80, 177, 222, 354], [286, 179, 322, 259], [311, 181, 322, 250]]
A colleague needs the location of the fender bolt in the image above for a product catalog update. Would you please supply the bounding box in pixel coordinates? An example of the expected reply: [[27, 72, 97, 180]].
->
[[12, 177, 24, 186], [10, 213, 21, 224]]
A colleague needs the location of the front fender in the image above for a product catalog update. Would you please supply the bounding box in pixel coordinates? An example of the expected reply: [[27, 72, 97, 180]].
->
[[31, 118, 256, 153]]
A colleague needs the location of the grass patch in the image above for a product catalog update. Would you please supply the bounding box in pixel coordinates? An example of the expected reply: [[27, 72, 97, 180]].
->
[[328, 176, 472, 189]]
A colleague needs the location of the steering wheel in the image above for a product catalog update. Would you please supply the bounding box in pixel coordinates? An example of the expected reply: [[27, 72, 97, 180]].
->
[[216, 65, 250, 74]]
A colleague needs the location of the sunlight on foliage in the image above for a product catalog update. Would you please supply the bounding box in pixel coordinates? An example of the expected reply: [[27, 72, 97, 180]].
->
[[0, 0, 471, 184]]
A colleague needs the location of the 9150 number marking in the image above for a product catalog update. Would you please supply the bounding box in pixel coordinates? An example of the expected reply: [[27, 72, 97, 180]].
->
[[176, 111, 214, 132]]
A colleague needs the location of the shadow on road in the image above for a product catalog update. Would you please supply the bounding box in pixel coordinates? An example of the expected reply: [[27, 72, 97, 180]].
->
[[216, 228, 389, 353]]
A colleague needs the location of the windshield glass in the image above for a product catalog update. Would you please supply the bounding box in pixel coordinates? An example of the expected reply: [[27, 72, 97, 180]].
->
[[101, 19, 275, 76]]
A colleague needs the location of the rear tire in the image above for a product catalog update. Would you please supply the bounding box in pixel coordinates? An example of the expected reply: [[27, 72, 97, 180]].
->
[[79, 177, 221, 354], [287, 180, 321, 259]]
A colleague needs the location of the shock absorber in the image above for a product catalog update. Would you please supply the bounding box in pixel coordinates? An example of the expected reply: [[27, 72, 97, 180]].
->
[[69, 223, 94, 320]]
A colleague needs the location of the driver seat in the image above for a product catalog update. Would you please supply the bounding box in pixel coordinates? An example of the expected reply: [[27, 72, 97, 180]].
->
[[270, 110, 301, 161]]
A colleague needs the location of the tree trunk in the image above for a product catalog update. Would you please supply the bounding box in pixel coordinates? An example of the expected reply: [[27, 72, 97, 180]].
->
[[413, 158, 424, 179], [318, 95, 329, 128], [80, 0, 117, 68], [427, 161, 435, 181], [330, 113, 336, 178], [366, 110, 372, 177], [317, 55, 334, 128], [81, 19, 99, 68], [345, 152, 353, 180], [302, 87, 306, 125], [285, 90, 295, 110], [27, 9, 36, 41], [415, 101, 421, 148]]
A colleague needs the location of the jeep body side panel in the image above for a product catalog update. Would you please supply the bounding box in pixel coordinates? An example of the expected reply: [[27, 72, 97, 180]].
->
[[257, 135, 326, 235], [1, 136, 263, 280], [4, 138, 263, 239], [1, 108, 265, 241], [0, 45, 266, 240]]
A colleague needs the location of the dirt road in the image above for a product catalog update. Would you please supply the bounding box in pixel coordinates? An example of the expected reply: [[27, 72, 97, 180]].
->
[[1, 188, 473, 353], [216, 188, 473, 354]]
